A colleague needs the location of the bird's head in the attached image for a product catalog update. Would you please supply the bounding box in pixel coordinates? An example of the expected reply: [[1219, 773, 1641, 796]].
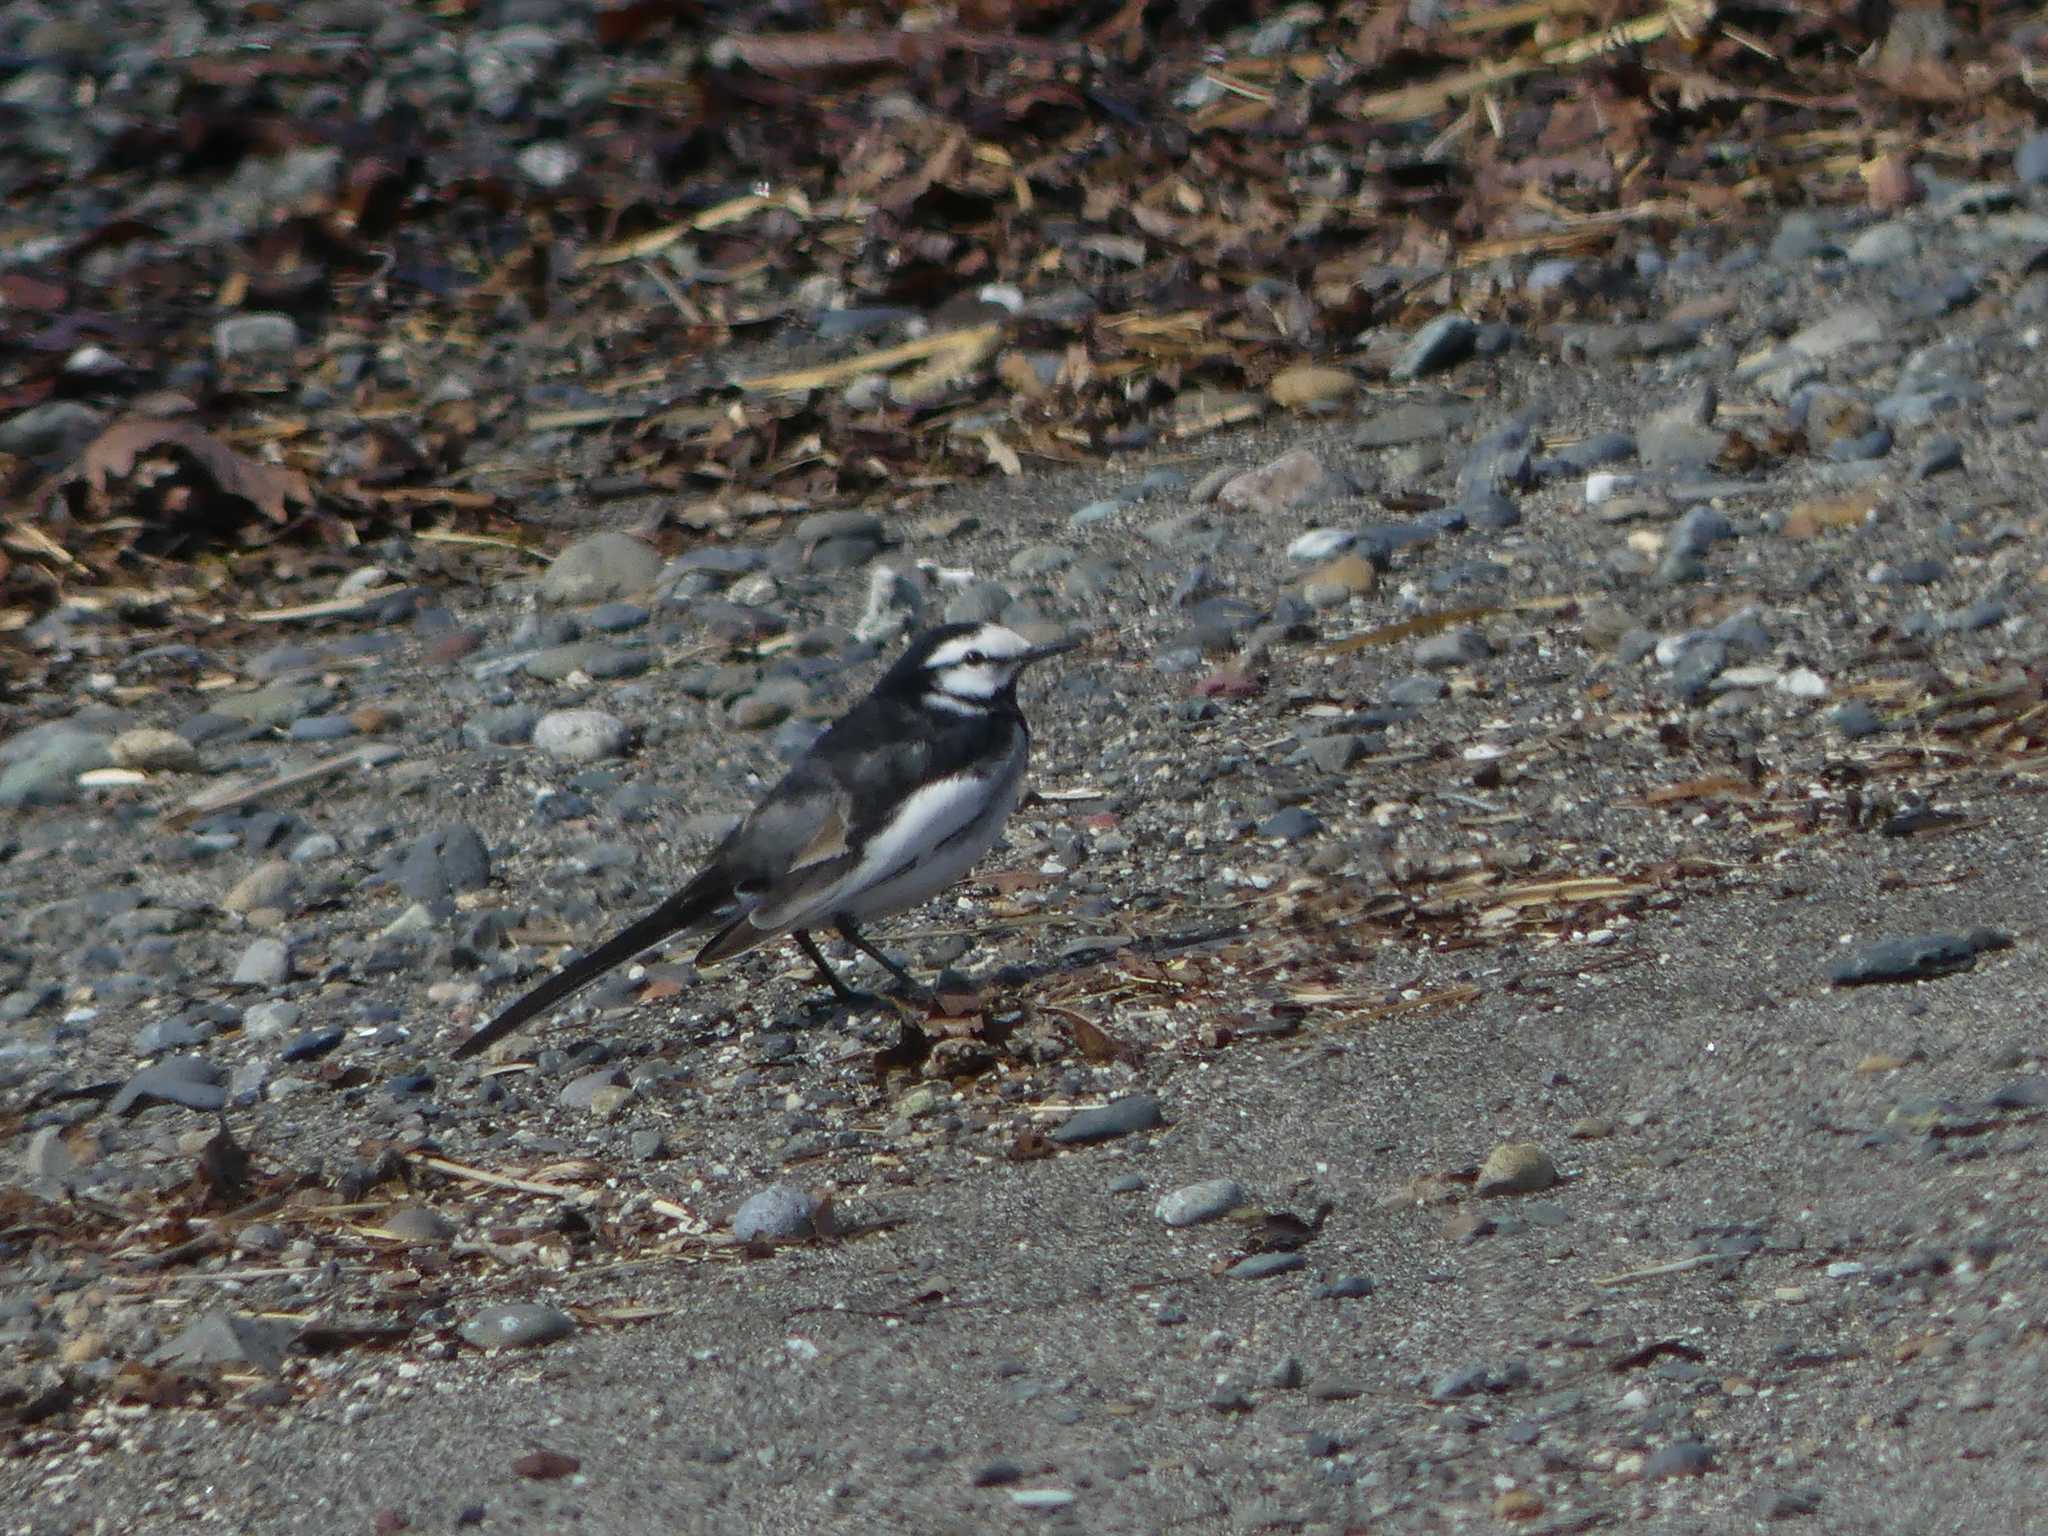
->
[[883, 622, 1077, 711]]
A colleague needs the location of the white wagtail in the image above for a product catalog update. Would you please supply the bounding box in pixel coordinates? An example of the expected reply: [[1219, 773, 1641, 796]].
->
[[451, 621, 1076, 1059]]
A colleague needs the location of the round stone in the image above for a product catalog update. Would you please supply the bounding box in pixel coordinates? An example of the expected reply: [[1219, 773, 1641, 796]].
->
[[533, 709, 630, 762]]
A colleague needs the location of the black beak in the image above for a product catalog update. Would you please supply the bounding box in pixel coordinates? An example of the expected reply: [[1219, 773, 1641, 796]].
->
[[1020, 637, 1081, 666]]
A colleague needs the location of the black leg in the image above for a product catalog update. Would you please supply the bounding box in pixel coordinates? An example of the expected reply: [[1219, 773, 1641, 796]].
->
[[836, 919, 922, 995], [792, 930, 871, 1007]]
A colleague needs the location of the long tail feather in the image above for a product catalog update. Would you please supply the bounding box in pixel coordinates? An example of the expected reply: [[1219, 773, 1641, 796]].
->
[[450, 879, 727, 1059]]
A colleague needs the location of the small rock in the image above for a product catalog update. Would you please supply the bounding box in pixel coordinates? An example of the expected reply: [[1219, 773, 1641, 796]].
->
[[108, 728, 200, 773], [241, 1001, 301, 1042], [1390, 315, 1477, 381], [24, 1127, 78, 1182], [213, 312, 301, 362], [1227, 1252, 1306, 1280], [733, 1184, 821, 1241], [1050, 1095, 1165, 1145], [232, 936, 292, 987], [281, 1027, 344, 1063], [533, 709, 630, 762], [1644, 1440, 1715, 1480], [222, 861, 296, 916], [383, 1206, 456, 1243], [2019, 132, 2048, 185], [111, 1056, 227, 1115], [459, 1303, 576, 1350], [155, 1310, 292, 1372], [540, 532, 662, 604], [1155, 1179, 1245, 1227], [1414, 627, 1492, 670], [1830, 930, 2009, 986], [1312, 1275, 1375, 1300], [1476, 1142, 1558, 1196], [971, 1460, 1023, 1488], [1268, 364, 1355, 409], [1217, 450, 1336, 517]]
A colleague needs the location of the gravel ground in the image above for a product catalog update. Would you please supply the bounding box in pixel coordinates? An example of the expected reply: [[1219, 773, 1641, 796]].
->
[[13, 48, 2048, 1534]]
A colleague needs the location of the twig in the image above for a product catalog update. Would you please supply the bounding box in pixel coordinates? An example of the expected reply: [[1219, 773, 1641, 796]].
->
[[162, 748, 379, 830], [407, 1153, 594, 1201], [1590, 1253, 1727, 1287]]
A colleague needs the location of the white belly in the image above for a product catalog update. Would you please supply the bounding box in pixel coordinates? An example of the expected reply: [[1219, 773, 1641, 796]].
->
[[838, 768, 1023, 920]]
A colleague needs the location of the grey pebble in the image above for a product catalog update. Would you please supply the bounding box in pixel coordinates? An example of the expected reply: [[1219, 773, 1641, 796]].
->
[[560, 1067, 628, 1109], [0, 732, 110, 808], [1050, 1094, 1165, 1145], [232, 937, 292, 987], [1227, 1252, 1306, 1281], [533, 709, 630, 762], [1313, 1275, 1375, 1300], [1830, 930, 2010, 986], [155, 1310, 292, 1372], [241, 1000, 301, 1041], [111, 1056, 227, 1115], [1257, 807, 1322, 843], [1390, 315, 1477, 382], [466, 705, 540, 747], [1645, 1440, 1716, 1479], [733, 1183, 821, 1241], [213, 312, 301, 362], [2019, 133, 2048, 184], [458, 1302, 576, 1350], [1155, 1178, 1245, 1227], [282, 1027, 344, 1063], [1414, 627, 1491, 670], [540, 532, 662, 604]]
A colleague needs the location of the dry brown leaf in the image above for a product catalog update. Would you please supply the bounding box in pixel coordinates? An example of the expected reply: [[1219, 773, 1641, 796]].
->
[[82, 417, 313, 524]]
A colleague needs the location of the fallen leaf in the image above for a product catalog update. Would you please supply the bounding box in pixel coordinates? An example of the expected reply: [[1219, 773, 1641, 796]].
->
[[80, 417, 314, 525]]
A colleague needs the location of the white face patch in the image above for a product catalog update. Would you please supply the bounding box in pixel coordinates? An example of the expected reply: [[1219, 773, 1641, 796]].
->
[[925, 625, 1032, 702]]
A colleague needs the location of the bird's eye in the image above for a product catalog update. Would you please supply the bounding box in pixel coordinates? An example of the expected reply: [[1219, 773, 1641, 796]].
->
[[962, 650, 986, 665]]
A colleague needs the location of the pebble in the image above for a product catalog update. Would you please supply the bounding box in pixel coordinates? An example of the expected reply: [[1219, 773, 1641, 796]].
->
[[1846, 222, 1916, 266], [1050, 1094, 1165, 1144], [0, 732, 110, 808], [1155, 1179, 1245, 1227], [1216, 450, 1336, 516], [383, 1206, 456, 1243], [540, 531, 663, 603], [1286, 529, 1355, 562], [110, 1056, 227, 1115], [1354, 401, 1470, 448], [459, 1303, 576, 1350], [1313, 1276, 1375, 1300], [2019, 133, 2048, 184], [25, 1126, 79, 1182], [0, 399, 102, 457], [232, 936, 292, 986], [731, 678, 810, 730], [1414, 627, 1492, 670], [155, 1310, 291, 1372], [733, 1184, 821, 1241], [241, 1000, 301, 1041], [222, 861, 296, 916], [1830, 930, 2009, 986], [1476, 1142, 1558, 1196], [213, 312, 301, 362], [533, 709, 630, 762], [108, 728, 200, 773], [281, 1026, 344, 1063], [1390, 315, 1477, 381], [1644, 1440, 1716, 1479], [1226, 1252, 1306, 1280]]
